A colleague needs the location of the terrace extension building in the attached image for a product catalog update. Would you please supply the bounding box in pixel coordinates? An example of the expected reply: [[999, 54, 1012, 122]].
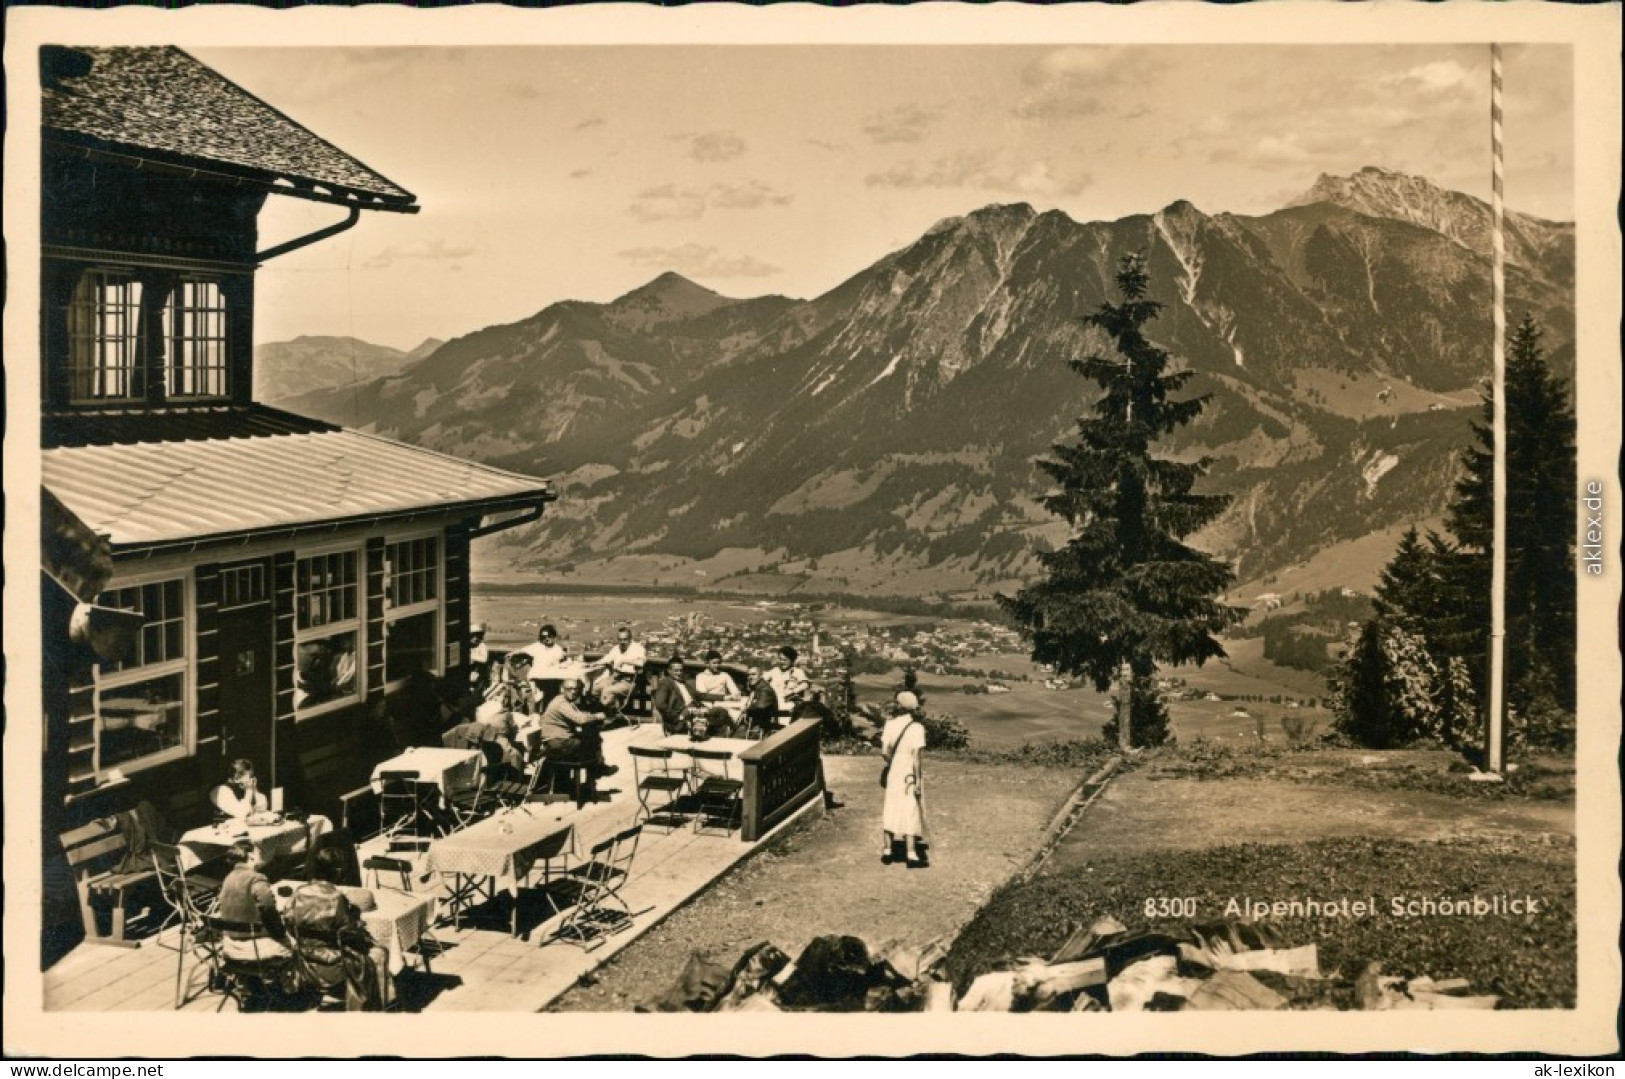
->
[[36, 46, 555, 958]]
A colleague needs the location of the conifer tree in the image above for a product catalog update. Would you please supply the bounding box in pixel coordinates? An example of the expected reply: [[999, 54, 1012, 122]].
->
[[1001, 254, 1241, 746], [1446, 314, 1576, 721]]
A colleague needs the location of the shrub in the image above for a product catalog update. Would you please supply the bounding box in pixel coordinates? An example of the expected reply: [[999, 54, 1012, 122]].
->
[[918, 712, 971, 750]]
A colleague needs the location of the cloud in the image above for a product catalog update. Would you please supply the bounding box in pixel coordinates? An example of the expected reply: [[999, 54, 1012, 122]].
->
[[708, 180, 793, 210], [1381, 60, 1475, 94], [680, 130, 748, 163], [575, 116, 607, 131], [506, 83, 542, 101], [629, 181, 792, 221], [862, 104, 943, 144], [569, 168, 593, 180], [865, 151, 1092, 197], [617, 243, 780, 279], [630, 184, 710, 222], [362, 238, 475, 270]]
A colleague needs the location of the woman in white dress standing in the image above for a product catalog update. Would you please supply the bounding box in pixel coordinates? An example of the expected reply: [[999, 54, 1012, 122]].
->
[[880, 691, 929, 868]]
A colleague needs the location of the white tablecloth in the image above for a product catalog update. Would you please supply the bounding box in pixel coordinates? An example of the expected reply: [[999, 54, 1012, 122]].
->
[[178, 814, 332, 872], [370, 747, 482, 797], [657, 735, 756, 759]]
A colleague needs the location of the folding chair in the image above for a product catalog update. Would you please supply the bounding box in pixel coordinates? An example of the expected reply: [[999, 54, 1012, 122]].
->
[[627, 745, 689, 833], [689, 748, 744, 836], [150, 843, 219, 1008], [553, 825, 648, 951], [443, 771, 495, 829], [376, 770, 424, 836], [475, 740, 534, 808], [363, 854, 414, 891], [199, 914, 296, 1012], [359, 856, 441, 972]]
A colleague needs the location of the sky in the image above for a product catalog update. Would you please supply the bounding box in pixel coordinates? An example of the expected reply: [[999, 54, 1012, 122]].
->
[[195, 44, 1575, 352]]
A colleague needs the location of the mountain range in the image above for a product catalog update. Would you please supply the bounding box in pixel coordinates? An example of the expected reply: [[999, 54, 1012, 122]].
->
[[267, 167, 1575, 603], [256, 335, 443, 411]]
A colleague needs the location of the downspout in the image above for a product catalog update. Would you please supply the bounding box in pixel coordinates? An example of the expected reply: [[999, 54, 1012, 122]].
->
[[256, 206, 362, 262]]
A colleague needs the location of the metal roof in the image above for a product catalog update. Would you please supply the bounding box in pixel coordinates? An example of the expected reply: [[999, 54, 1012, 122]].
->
[[42, 429, 555, 550], [41, 46, 415, 210]]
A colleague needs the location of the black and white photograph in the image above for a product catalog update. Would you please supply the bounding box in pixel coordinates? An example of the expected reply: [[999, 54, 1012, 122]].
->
[[4, 2, 1620, 1059]]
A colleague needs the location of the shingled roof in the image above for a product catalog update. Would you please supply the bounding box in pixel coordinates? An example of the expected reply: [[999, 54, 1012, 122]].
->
[[41, 45, 416, 211]]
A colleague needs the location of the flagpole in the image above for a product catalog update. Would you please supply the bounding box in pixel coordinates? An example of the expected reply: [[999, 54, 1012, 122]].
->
[[1487, 42, 1507, 774]]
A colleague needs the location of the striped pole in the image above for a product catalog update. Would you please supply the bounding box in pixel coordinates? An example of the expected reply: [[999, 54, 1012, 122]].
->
[[1487, 42, 1507, 774]]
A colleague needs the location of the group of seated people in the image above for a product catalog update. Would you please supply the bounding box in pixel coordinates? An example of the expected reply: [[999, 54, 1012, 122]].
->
[[202, 759, 388, 1011], [216, 839, 391, 1011], [442, 648, 621, 782], [440, 622, 839, 776]]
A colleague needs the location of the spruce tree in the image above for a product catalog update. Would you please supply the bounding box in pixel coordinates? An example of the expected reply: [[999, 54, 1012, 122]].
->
[[1372, 526, 1439, 634], [1446, 314, 1576, 723], [1001, 254, 1241, 746]]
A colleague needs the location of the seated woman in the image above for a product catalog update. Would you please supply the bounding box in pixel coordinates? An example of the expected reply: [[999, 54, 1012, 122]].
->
[[211, 758, 270, 821], [286, 846, 390, 1011], [215, 839, 292, 963]]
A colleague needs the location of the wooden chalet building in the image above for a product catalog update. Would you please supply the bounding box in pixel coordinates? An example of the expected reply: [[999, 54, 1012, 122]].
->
[[37, 46, 555, 888]]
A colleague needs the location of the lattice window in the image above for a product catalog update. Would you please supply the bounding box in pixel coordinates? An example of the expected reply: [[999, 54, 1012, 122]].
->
[[219, 561, 268, 610], [93, 576, 188, 775], [384, 535, 442, 684], [165, 279, 229, 398], [295, 549, 362, 714], [67, 269, 144, 402]]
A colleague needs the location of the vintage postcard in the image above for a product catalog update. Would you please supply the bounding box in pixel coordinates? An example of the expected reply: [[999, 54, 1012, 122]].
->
[[4, 1, 1620, 1059]]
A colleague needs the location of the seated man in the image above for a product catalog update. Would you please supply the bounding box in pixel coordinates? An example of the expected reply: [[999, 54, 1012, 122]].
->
[[693, 650, 742, 704], [527, 678, 617, 778], [742, 666, 780, 736], [650, 657, 698, 736], [486, 652, 541, 717], [589, 624, 646, 717], [215, 839, 292, 964], [765, 646, 809, 720], [286, 846, 390, 1012]]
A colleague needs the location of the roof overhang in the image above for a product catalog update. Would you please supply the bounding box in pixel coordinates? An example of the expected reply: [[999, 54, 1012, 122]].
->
[[43, 429, 557, 559], [44, 136, 420, 215]]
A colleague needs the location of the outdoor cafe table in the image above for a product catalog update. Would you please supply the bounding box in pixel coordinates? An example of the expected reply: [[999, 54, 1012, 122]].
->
[[346, 886, 436, 974], [370, 746, 482, 798], [656, 734, 756, 759], [177, 814, 332, 872], [422, 806, 576, 937]]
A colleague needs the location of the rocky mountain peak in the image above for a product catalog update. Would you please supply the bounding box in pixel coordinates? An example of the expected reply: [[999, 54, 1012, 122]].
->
[[607, 271, 738, 329]]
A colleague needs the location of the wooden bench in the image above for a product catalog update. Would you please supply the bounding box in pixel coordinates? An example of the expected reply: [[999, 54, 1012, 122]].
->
[[61, 816, 160, 947]]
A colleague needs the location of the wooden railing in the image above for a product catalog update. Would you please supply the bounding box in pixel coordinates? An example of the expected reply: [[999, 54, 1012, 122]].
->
[[738, 717, 824, 842]]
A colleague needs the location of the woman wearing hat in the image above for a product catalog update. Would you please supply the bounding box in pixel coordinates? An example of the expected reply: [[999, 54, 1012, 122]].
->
[[879, 691, 929, 868]]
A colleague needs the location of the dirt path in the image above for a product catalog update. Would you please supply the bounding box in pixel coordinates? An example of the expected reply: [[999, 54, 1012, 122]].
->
[[1046, 765, 1572, 873], [550, 754, 1081, 1011]]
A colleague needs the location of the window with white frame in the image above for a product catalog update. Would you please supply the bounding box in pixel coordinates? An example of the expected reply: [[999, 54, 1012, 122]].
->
[[294, 549, 361, 714], [164, 279, 229, 398], [94, 577, 188, 773], [67, 269, 144, 402], [383, 535, 441, 685]]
